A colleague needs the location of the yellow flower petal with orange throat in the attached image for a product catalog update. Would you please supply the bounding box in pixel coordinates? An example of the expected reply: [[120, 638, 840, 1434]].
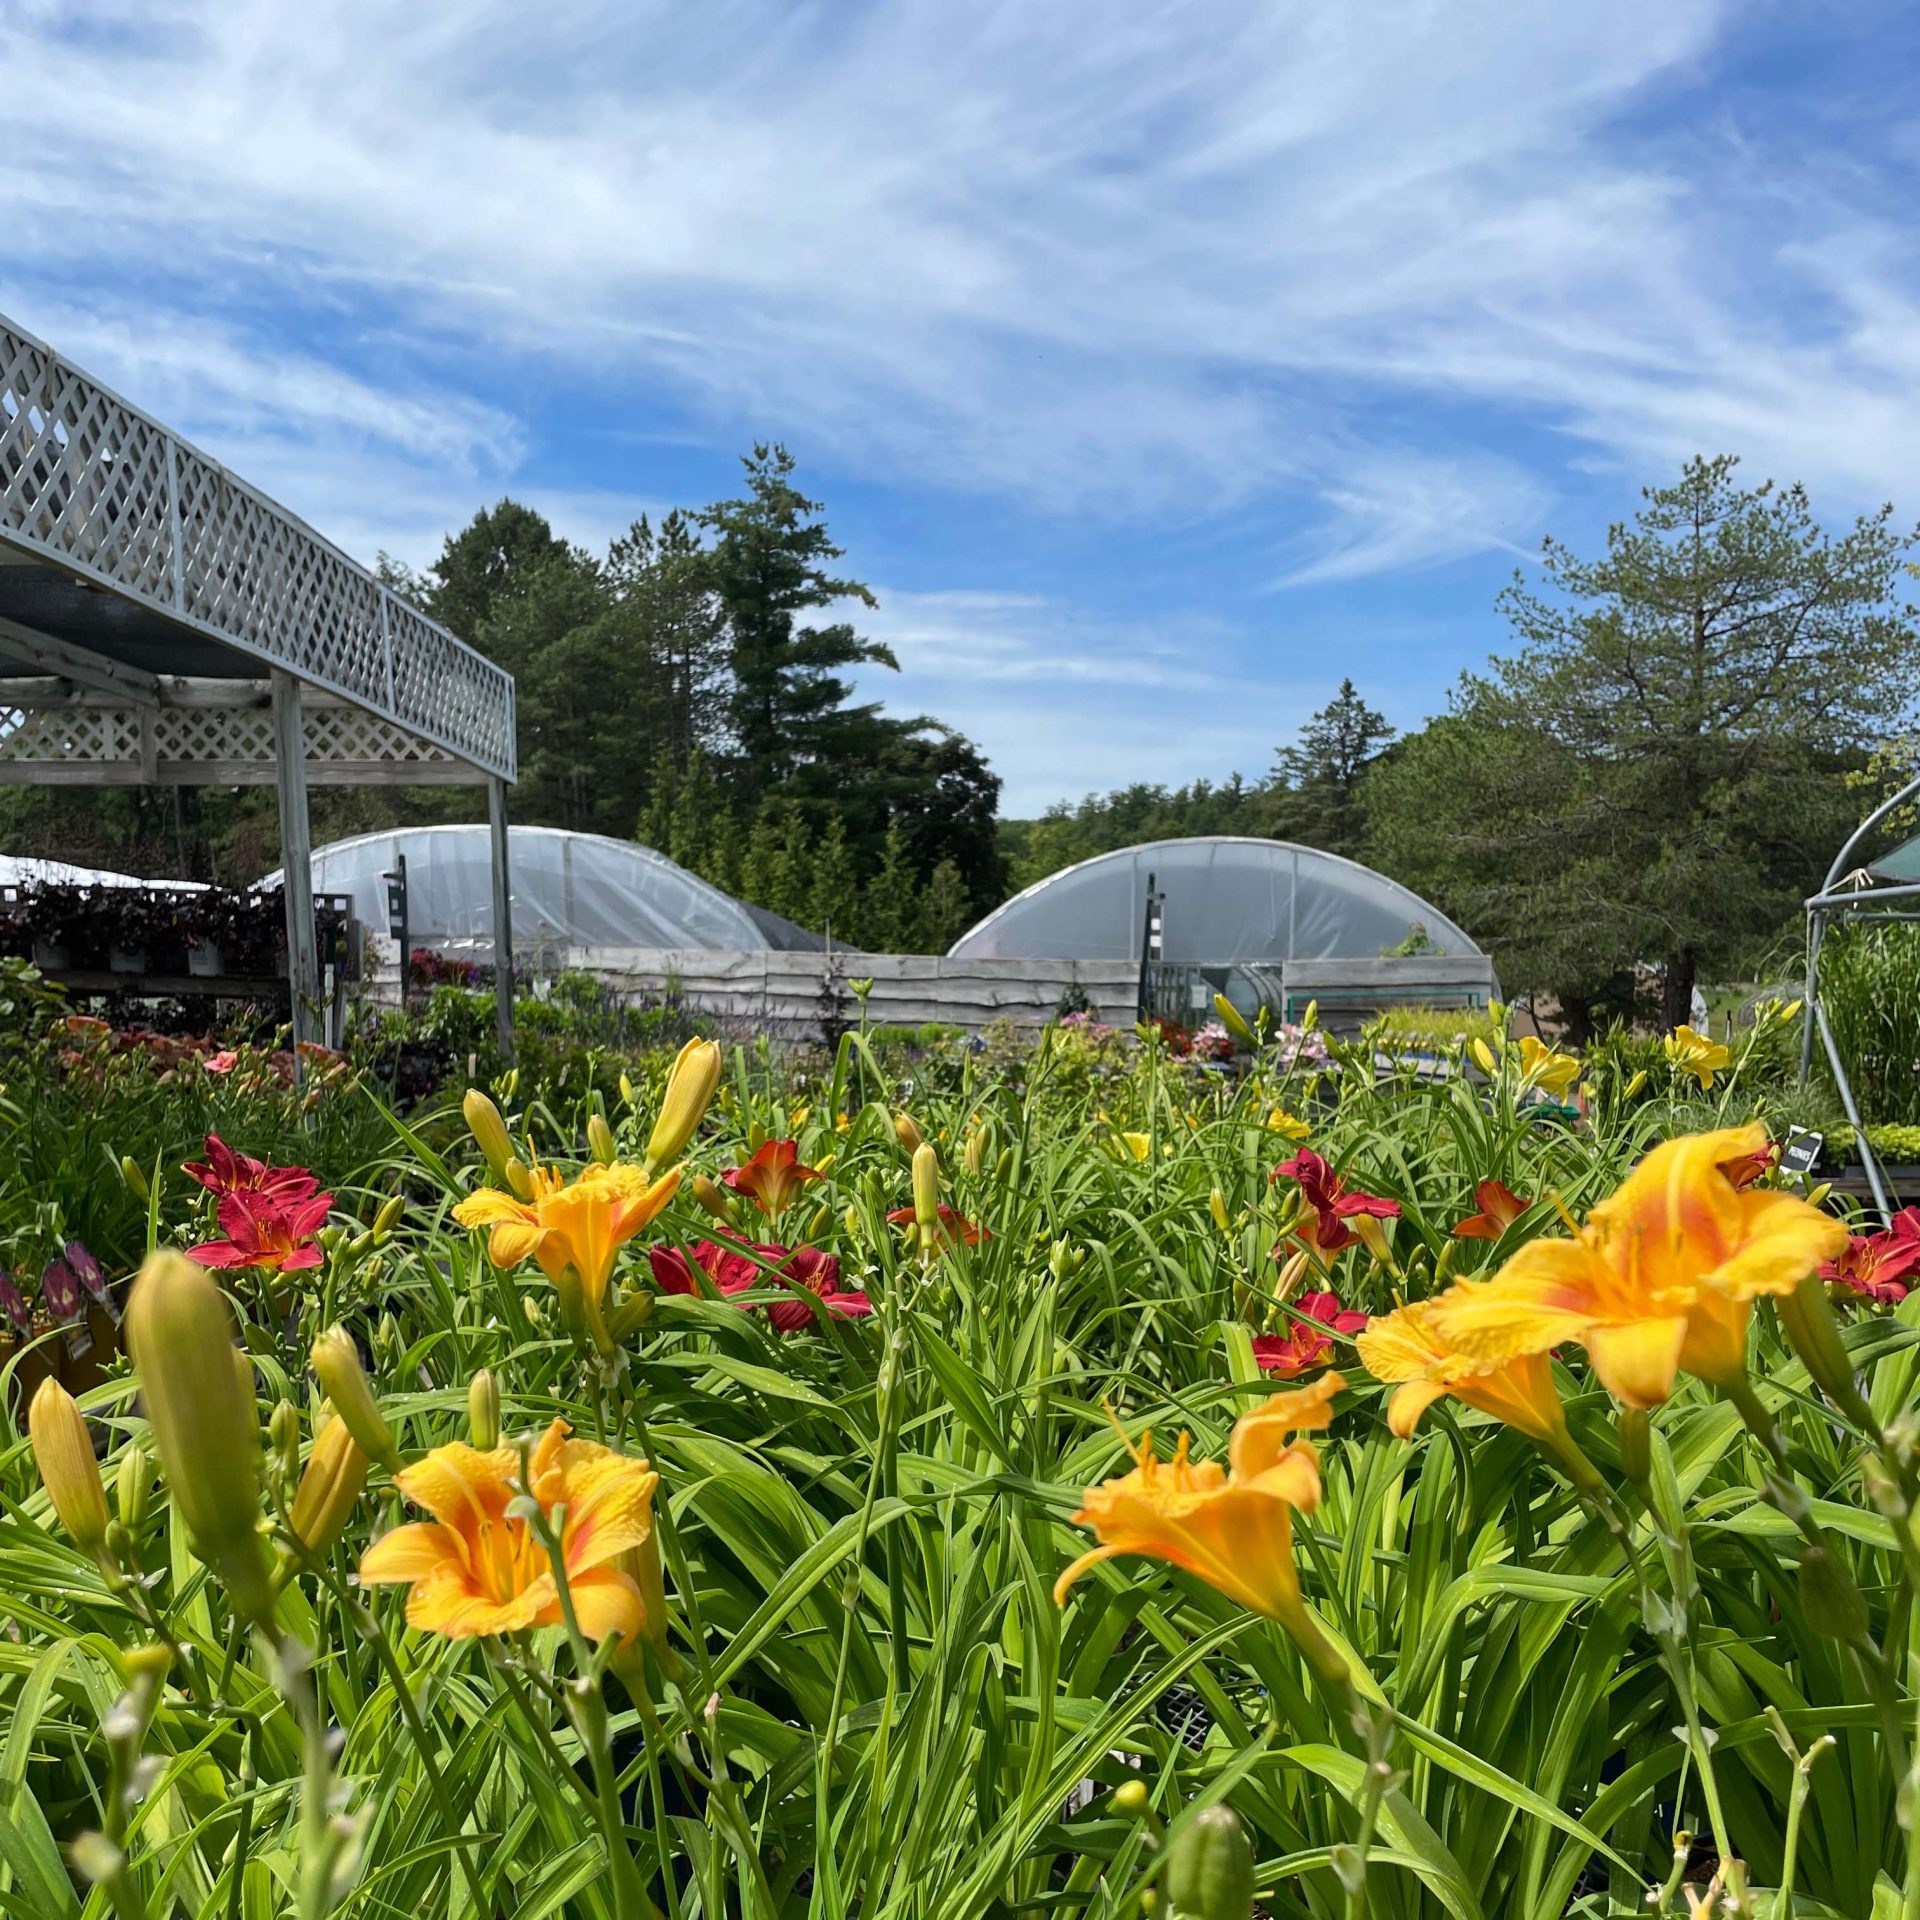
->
[[1358, 1298, 1571, 1447], [1056, 1376, 1341, 1621], [359, 1419, 659, 1645]]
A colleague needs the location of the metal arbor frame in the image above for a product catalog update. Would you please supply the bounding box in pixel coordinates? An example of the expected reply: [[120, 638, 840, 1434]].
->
[[0, 310, 517, 1054], [1797, 772, 1920, 1222]]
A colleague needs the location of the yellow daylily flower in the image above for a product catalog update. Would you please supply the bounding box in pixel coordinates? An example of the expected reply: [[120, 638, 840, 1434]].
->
[[454, 1161, 681, 1306], [1356, 1298, 1571, 1453], [359, 1418, 656, 1643], [1517, 1035, 1580, 1096], [1264, 1108, 1311, 1141], [1664, 1024, 1731, 1090], [1441, 1124, 1846, 1408], [1054, 1374, 1342, 1625]]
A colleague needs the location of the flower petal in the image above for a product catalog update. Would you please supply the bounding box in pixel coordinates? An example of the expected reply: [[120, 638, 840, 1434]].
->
[[359, 1521, 467, 1585], [1586, 1315, 1688, 1409]]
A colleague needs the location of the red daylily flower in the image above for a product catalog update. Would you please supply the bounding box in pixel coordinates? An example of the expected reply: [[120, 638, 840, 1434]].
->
[[886, 1203, 990, 1248], [1451, 1178, 1530, 1241], [1252, 1291, 1369, 1377], [1717, 1139, 1779, 1191], [650, 1237, 869, 1330], [190, 1189, 333, 1273], [1272, 1149, 1401, 1257], [722, 1140, 820, 1222], [182, 1133, 319, 1205], [1821, 1207, 1920, 1307]]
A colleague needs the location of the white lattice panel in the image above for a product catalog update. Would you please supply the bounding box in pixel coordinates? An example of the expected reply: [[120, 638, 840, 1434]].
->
[[0, 693, 473, 784], [0, 313, 514, 778]]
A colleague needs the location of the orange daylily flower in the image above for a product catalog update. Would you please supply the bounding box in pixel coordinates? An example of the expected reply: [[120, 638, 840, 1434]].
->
[[1355, 1297, 1571, 1452], [722, 1140, 819, 1222], [454, 1161, 681, 1304], [1441, 1124, 1847, 1409], [359, 1418, 656, 1642], [1054, 1373, 1343, 1623], [1451, 1178, 1529, 1241]]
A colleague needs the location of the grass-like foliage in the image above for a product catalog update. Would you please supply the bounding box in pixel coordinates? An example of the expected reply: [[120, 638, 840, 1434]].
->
[[0, 1001, 1911, 1919]]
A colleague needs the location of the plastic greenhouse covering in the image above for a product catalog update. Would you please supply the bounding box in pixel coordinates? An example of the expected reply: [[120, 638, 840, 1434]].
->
[[947, 836, 1482, 963], [266, 826, 779, 957]]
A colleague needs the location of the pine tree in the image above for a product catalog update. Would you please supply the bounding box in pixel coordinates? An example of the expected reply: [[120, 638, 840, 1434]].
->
[[808, 814, 861, 947], [859, 816, 923, 952], [915, 858, 972, 954]]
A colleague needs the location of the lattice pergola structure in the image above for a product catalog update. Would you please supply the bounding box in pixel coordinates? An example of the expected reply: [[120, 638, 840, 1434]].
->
[[0, 309, 518, 1053]]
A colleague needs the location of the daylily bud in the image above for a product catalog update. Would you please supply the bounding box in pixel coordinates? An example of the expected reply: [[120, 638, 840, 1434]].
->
[[1808, 1181, 1832, 1208], [288, 1416, 368, 1558], [964, 1127, 988, 1178], [116, 1445, 151, 1532], [1050, 1239, 1072, 1283], [747, 1117, 767, 1154], [691, 1174, 736, 1223], [1618, 1406, 1652, 1486], [1778, 1274, 1860, 1414], [120, 1155, 150, 1202], [587, 1112, 616, 1166], [467, 1368, 500, 1449], [1624, 1069, 1648, 1099], [1351, 1213, 1396, 1270], [1209, 1187, 1230, 1232], [1165, 1805, 1256, 1920], [124, 1251, 271, 1621], [372, 1193, 404, 1238], [1301, 1000, 1318, 1032], [1275, 1248, 1312, 1303], [1112, 1778, 1151, 1818], [893, 1112, 923, 1154], [844, 1202, 861, 1238], [605, 1290, 656, 1345], [29, 1378, 110, 1556], [799, 1202, 833, 1245], [505, 1157, 534, 1201], [994, 1147, 1014, 1183], [1471, 1038, 1498, 1077], [310, 1326, 400, 1472], [1212, 993, 1255, 1046], [647, 1038, 722, 1170], [462, 1088, 516, 1181], [1798, 1544, 1869, 1640], [912, 1142, 940, 1238], [269, 1399, 301, 1480], [619, 1072, 637, 1108]]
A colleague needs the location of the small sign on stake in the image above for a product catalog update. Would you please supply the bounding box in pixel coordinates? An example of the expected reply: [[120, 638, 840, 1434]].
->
[[1780, 1129, 1824, 1179]]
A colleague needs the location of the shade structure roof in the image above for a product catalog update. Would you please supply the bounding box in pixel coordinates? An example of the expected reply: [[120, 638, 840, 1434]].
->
[[948, 836, 1482, 963], [268, 825, 785, 955], [1869, 832, 1920, 885]]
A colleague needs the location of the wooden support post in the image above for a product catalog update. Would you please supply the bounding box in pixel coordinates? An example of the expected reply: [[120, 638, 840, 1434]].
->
[[272, 670, 319, 1061], [488, 776, 514, 1057]]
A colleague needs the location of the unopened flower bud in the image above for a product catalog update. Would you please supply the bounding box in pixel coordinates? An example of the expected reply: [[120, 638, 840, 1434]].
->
[[116, 1445, 151, 1532], [1808, 1181, 1832, 1208], [29, 1377, 110, 1555], [893, 1112, 923, 1154], [1471, 1038, 1498, 1076], [372, 1193, 404, 1238], [995, 1147, 1014, 1183], [606, 1289, 657, 1345], [964, 1127, 988, 1178], [1050, 1240, 1072, 1284], [1623, 1069, 1648, 1099], [619, 1072, 636, 1107], [120, 1155, 150, 1202], [691, 1174, 736, 1224], [463, 1088, 516, 1181], [288, 1416, 368, 1558], [1798, 1544, 1869, 1640], [912, 1142, 940, 1238], [1209, 1187, 1230, 1232], [504, 1158, 534, 1201], [467, 1368, 500, 1449], [1212, 994, 1255, 1046], [1301, 999, 1319, 1032], [798, 1202, 832, 1245], [269, 1399, 300, 1473], [1165, 1804, 1256, 1920], [587, 1112, 616, 1166], [124, 1252, 271, 1620], [1778, 1273, 1862, 1415], [1618, 1406, 1652, 1485], [1112, 1778, 1151, 1818], [843, 1203, 861, 1238], [310, 1326, 400, 1472], [646, 1038, 722, 1171], [747, 1117, 767, 1154]]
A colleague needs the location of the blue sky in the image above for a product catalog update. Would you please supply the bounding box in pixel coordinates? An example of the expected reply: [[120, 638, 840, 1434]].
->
[[6, 0, 1919, 812]]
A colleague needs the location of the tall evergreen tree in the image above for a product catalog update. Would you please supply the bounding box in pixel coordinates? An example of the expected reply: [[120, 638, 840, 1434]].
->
[[698, 445, 895, 794], [807, 814, 861, 947], [1266, 679, 1395, 856]]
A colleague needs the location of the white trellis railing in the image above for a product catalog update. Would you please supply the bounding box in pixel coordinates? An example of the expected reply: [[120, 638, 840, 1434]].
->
[[0, 312, 514, 781]]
